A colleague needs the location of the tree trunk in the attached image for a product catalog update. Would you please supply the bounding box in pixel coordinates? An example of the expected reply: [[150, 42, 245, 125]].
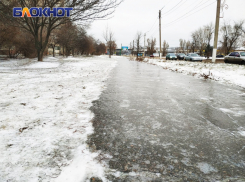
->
[[53, 47, 55, 57], [109, 45, 112, 58], [9, 47, 11, 58], [37, 49, 44, 61]]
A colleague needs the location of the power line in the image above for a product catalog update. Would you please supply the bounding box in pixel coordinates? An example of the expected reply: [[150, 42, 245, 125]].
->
[[162, 0, 216, 29], [144, 0, 178, 35], [145, 16, 158, 34], [164, 0, 173, 7], [162, 0, 206, 21], [162, 0, 188, 17], [162, 0, 184, 16], [144, 0, 210, 40]]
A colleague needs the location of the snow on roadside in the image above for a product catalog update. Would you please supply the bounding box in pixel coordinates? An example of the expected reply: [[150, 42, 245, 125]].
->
[[0, 56, 117, 182], [145, 59, 245, 88]]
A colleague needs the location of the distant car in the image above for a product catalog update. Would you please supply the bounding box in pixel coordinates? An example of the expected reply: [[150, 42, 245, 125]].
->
[[166, 53, 177, 60], [184, 53, 203, 62], [177, 53, 186, 60], [216, 55, 224, 58], [224, 52, 245, 65], [150, 55, 154, 58]]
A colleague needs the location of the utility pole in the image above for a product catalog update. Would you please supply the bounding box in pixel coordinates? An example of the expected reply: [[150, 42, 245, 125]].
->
[[212, 0, 221, 63], [159, 10, 162, 59], [144, 33, 146, 57]]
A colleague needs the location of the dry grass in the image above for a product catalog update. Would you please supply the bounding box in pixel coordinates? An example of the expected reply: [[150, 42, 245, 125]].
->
[[136, 57, 145, 61], [202, 59, 224, 64]]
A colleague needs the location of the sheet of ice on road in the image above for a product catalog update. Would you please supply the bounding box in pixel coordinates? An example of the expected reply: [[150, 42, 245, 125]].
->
[[88, 58, 245, 181], [0, 56, 117, 182]]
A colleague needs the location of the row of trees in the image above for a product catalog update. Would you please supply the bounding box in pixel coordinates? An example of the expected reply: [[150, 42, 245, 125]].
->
[[177, 21, 244, 57], [129, 21, 244, 58], [0, 0, 122, 61], [0, 21, 107, 58], [130, 32, 170, 58], [50, 22, 107, 57]]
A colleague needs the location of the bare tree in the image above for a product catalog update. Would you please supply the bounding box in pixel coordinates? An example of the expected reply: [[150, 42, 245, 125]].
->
[[48, 31, 58, 57], [162, 40, 169, 57], [220, 21, 244, 55], [186, 41, 191, 54], [179, 39, 186, 53], [0, 21, 36, 58], [204, 23, 214, 58], [147, 38, 156, 55], [129, 42, 134, 55], [191, 31, 199, 53], [135, 32, 142, 59], [103, 26, 115, 58], [175, 47, 180, 53], [0, 0, 122, 61], [196, 28, 206, 56], [94, 41, 106, 55], [57, 22, 78, 57]]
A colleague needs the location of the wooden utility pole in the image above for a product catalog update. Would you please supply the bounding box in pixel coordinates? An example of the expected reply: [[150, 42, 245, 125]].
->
[[212, 0, 221, 63], [159, 10, 162, 59], [144, 33, 146, 57]]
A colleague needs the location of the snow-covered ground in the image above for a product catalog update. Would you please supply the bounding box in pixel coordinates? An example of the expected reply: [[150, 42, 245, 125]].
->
[[0, 56, 117, 182], [145, 58, 245, 88]]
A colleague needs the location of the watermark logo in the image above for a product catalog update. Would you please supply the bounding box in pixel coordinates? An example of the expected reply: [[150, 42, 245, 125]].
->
[[13, 7, 73, 17]]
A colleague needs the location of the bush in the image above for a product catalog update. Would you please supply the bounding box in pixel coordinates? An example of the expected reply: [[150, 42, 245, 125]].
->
[[136, 57, 145, 61]]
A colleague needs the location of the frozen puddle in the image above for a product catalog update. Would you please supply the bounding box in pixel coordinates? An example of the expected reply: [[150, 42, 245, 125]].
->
[[197, 162, 218, 174]]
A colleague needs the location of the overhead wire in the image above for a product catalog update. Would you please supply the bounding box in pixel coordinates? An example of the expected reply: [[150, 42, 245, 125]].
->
[[162, 0, 184, 16], [145, 16, 158, 34], [162, 0, 206, 22], [142, 0, 215, 42], [162, 0, 188, 17], [162, 0, 216, 29]]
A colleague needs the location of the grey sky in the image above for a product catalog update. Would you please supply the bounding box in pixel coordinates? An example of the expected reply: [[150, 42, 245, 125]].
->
[[89, 0, 245, 48]]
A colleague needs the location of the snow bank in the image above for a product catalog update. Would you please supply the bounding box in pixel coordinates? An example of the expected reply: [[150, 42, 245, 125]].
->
[[145, 59, 245, 88], [0, 56, 117, 182]]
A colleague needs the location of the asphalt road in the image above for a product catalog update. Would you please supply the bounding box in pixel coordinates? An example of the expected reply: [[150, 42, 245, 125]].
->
[[88, 57, 245, 181]]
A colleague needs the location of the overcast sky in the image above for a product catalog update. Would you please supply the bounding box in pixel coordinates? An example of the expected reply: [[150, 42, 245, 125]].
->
[[88, 0, 245, 48]]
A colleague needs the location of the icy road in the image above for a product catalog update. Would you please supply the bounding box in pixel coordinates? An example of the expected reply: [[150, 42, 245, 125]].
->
[[89, 58, 245, 181]]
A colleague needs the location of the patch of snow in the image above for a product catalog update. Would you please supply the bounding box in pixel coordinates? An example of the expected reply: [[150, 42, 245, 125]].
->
[[0, 56, 117, 182], [238, 131, 245, 136], [145, 59, 245, 88], [54, 146, 107, 182], [197, 162, 218, 174], [24, 62, 60, 69]]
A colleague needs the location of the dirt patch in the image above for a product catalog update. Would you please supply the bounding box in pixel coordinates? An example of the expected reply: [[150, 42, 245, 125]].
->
[[202, 59, 224, 64]]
